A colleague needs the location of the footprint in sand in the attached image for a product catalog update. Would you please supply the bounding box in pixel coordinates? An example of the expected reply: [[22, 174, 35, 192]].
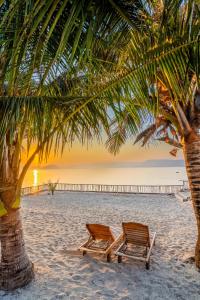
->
[[72, 275, 82, 281], [51, 292, 69, 299], [96, 289, 117, 297], [56, 260, 67, 267], [91, 278, 105, 287]]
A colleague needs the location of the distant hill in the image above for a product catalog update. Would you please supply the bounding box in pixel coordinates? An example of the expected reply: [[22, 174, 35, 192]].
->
[[131, 159, 185, 168], [38, 159, 185, 169]]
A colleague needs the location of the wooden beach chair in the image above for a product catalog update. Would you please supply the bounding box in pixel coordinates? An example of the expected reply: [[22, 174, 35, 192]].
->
[[115, 222, 156, 269], [79, 224, 122, 262]]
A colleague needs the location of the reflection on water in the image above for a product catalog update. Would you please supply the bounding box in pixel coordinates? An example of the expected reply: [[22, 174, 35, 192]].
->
[[33, 169, 38, 186], [23, 167, 187, 187]]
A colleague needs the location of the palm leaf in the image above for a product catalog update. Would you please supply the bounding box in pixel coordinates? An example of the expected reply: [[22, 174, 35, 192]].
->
[[134, 124, 157, 146]]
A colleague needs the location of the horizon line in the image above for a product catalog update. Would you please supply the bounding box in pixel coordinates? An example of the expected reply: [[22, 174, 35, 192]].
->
[[31, 159, 185, 170]]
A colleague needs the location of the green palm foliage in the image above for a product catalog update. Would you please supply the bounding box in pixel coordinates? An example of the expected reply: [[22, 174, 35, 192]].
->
[[0, 1, 125, 178], [0, 0, 142, 93], [105, 0, 200, 151], [0, 0, 148, 165]]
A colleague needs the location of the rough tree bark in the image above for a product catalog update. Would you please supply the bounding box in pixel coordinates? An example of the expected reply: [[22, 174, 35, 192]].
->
[[184, 136, 200, 269], [0, 140, 34, 290], [0, 208, 34, 290]]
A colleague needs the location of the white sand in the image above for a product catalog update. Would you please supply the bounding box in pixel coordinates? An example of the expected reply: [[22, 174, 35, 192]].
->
[[1, 192, 200, 300]]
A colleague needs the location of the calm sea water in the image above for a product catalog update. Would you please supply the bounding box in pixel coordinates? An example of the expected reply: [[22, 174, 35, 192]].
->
[[23, 167, 187, 187]]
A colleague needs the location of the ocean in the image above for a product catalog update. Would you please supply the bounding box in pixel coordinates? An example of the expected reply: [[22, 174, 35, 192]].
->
[[23, 167, 187, 187]]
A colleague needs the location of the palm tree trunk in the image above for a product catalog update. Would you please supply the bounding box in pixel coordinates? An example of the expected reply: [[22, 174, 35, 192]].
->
[[184, 137, 200, 269], [0, 139, 34, 290], [0, 209, 34, 290]]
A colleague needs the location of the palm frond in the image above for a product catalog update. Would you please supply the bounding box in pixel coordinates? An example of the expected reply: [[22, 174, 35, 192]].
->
[[157, 137, 182, 148], [134, 124, 157, 146]]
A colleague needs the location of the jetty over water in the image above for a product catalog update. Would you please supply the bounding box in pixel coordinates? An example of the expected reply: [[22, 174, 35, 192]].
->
[[21, 182, 189, 196]]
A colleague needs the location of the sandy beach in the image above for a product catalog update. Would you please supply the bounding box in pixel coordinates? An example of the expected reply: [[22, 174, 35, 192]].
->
[[2, 192, 200, 300]]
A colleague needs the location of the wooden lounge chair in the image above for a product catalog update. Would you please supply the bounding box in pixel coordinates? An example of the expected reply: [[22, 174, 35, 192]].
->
[[115, 222, 156, 269], [79, 224, 122, 262]]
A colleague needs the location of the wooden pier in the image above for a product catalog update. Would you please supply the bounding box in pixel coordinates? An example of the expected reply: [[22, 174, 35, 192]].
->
[[21, 182, 186, 196]]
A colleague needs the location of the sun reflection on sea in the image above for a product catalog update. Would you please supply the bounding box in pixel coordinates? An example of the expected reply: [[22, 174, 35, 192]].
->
[[33, 169, 38, 186], [22, 166, 187, 188]]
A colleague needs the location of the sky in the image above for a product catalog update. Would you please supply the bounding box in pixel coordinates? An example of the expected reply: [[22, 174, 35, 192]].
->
[[29, 139, 183, 169]]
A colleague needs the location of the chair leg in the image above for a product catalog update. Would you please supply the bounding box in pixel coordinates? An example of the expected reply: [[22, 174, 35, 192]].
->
[[144, 247, 148, 256], [146, 261, 150, 270], [107, 253, 111, 262], [83, 250, 87, 256], [118, 255, 122, 263]]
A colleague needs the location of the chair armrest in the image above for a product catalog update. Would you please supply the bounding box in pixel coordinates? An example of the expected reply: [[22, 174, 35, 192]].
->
[[106, 233, 123, 254], [147, 232, 156, 261], [79, 235, 93, 250]]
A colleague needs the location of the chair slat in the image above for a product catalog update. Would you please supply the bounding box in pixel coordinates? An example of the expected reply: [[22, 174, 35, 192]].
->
[[86, 224, 115, 242], [122, 222, 150, 247]]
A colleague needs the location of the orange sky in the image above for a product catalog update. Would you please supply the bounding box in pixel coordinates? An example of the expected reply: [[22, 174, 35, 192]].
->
[[28, 140, 183, 168]]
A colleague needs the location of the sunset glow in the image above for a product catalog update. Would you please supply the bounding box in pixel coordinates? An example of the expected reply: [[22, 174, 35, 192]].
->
[[23, 140, 183, 170], [33, 169, 38, 187]]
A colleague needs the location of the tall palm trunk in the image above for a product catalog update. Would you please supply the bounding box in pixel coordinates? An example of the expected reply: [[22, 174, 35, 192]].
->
[[184, 137, 200, 268], [0, 141, 34, 290], [0, 209, 34, 290]]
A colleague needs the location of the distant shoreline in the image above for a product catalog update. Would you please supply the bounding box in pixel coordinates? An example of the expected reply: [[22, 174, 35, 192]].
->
[[35, 159, 185, 170]]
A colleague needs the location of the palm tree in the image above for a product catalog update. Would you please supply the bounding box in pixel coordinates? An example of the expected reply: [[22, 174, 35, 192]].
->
[[104, 0, 200, 268], [1, 0, 199, 290], [0, 0, 147, 290]]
